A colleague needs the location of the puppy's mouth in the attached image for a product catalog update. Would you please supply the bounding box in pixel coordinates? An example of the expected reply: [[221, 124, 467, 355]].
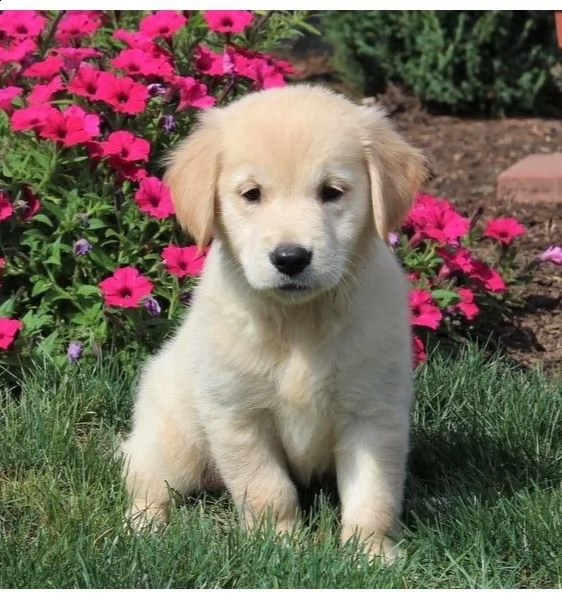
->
[[276, 283, 310, 293]]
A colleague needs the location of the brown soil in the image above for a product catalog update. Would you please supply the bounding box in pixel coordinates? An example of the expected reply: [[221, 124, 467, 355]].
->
[[284, 53, 562, 376]]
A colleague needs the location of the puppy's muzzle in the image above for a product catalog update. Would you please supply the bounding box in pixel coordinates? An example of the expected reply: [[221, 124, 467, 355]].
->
[[269, 244, 313, 277]]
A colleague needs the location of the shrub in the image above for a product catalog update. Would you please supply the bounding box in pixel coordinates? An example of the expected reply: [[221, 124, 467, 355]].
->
[[322, 10, 559, 115], [0, 9, 309, 367], [0, 10, 559, 371]]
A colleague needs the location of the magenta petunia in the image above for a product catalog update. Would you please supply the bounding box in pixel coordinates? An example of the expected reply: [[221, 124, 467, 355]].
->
[[173, 76, 216, 112], [483, 217, 526, 245], [203, 10, 253, 33], [0, 38, 38, 65], [111, 48, 173, 79], [161, 245, 208, 277], [134, 177, 175, 218], [39, 105, 100, 147], [0, 11, 46, 39], [404, 192, 470, 247], [0, 317, 23, 350], [0, 86, 23, 113], [0, 191, 14, 221], [96, 72, 148, 115], [412, 334, 427, 367], [55, 11, 102, 44], [27, 76, 64, 105], [139, 11, 187, 38], [23, 55, 63, 79], [98, 266, 154, 308], [10, 104, 58, 132], [409, 288, 443, 331], [68, 65, 104, 101], [54, 47, 101, 70], [455, 288, 479, 320], [99, 130, 150, 163], [193, 45, 227, 76]]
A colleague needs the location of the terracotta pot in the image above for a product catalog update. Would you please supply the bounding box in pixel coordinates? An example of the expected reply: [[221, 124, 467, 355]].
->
[[555, 11, 562, 48]]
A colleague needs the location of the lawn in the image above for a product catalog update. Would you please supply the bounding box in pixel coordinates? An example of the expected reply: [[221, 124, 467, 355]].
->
[[1, 347, 560, 589]]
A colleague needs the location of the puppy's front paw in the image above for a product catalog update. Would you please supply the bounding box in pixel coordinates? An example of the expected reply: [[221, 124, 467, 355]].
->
[[125, 501, 167, 533], [365, 535, 405, 565]]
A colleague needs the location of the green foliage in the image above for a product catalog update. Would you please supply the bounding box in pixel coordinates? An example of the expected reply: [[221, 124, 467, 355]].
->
[[322, 10, 559, 115]]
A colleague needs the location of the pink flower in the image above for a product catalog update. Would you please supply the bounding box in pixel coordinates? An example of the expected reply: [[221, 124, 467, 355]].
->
[[173, 76, 216, 112], [111, 48, 173, 79], [404, 192, 470, 246], [23, 56, 63, 79], [0, 11, 46, 38], [409, 288, 443, 330], [483, 217, 526, 245], [0, 38, 37, 64], [68, 65, 104, 101], [27, 76, 64, 105], [39, 105, 100, 147], [134, 177, 175, 218], [139, 11, 187, 38], [53, 47, 101, 70], [437, 246, 506, 293], [98, 266, 153, 308], [0, 191, 14, 221], [113, 28, 154, 50], [161, 245, 208, 277], [96, 73, 148, 115], [98, 131, 150, 163], [537, 245, 562, 266], [468, 261, 506, 293], [412, 334, 427, 367], [55, 11, 102, 44], [0, 86, 23, 113], [194, 45, 228, 76], [203, 10, 253, 33], [455, 288, 479, 320], [10, 104, 58, 132], [0, 317, 23, 350]]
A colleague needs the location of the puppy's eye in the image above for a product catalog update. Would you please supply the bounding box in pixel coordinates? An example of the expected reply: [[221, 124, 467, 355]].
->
[[320, 184, 344, 203], [241, 187, 261, 203]]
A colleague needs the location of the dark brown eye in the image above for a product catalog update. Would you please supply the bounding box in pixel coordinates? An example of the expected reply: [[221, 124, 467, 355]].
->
[[320, 184, 344, 203], [242, 187, 261, 202]]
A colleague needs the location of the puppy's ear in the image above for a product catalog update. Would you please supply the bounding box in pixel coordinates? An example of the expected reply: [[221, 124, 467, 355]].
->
[[360, 106, 426, 242], [164, 113, 220, 249]]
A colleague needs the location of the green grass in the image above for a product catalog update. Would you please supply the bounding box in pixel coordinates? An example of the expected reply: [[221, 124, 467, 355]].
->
[[1, 347, 561, 588]]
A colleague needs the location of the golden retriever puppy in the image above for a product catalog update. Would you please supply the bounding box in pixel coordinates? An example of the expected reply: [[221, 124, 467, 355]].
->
[[121, 84, 425, 562]]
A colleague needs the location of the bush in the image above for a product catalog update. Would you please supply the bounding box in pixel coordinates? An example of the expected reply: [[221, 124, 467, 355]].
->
[[322, 10, 559, 115], [1, 10, 560, 371], [0, 9, 309, 367]]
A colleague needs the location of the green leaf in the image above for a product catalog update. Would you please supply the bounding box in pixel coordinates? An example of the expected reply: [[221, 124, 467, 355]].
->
[[31, 279, 52, 297], [76, 284, 101, 297]]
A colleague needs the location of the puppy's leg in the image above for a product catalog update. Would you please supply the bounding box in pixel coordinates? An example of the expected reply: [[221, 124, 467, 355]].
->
[[205, 412, 299, 535], [335, 415, 410, 564], [121, 357, 211, 530]]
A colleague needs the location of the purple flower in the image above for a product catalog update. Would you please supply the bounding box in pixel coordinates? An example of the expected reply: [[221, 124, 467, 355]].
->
[[144, 296, 161, 317], [67, 340, 83, 363], [387, 232, 399, 247], [538, 245, 562, 266], [147, 83, 166, 96], [162, 114, 176, 133], [73, 238, 91, 256]]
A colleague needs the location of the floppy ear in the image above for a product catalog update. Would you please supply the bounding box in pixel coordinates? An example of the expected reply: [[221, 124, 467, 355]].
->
[[360, 106, 427, 242], [164, 113, 220, 249]]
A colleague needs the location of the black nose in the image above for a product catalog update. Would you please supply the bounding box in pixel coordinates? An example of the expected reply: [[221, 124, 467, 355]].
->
[[269, 244, 312, 277]]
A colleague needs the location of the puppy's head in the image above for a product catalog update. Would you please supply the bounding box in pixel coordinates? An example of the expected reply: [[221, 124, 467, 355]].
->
[[165, 85, 425, 302]]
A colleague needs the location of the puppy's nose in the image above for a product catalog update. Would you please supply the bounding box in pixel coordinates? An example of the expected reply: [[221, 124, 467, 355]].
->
[[269, 244, 312, 277]]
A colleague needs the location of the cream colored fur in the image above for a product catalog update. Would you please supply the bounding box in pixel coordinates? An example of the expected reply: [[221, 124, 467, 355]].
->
[[121, 85, 426, 562]]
